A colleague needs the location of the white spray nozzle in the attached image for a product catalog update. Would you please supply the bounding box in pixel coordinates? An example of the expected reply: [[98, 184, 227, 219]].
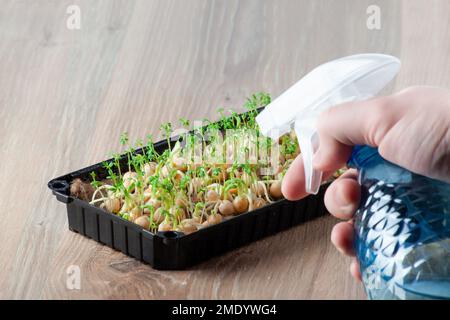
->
[[256, 53, 401, 194]]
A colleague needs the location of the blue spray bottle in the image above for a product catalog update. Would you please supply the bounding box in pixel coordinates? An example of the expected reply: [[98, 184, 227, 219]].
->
[[256, 54, 450, 299]]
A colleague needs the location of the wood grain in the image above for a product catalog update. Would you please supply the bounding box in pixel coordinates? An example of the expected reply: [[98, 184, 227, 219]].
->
[[0, 0, 448, 299]]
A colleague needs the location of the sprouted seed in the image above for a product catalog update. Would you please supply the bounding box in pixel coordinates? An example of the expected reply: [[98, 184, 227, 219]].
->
[[70, 93, 345, 235]]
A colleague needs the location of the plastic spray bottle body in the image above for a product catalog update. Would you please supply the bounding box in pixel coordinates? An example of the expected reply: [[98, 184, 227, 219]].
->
[[349, 145, 450, 299]]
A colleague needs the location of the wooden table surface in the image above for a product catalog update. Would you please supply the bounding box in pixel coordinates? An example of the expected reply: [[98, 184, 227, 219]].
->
[[1, 0, 449, 300]]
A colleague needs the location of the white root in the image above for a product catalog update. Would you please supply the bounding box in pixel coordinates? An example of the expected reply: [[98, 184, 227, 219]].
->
[[260, 181, 274, 203], [90, 184, 111, 202], [247, 194, 254, 211], [213, 200, 220, 213], [89, 197, 110, 205]]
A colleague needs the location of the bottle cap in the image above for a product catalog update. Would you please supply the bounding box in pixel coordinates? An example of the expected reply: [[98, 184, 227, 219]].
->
[[256, 53, 401, 194]]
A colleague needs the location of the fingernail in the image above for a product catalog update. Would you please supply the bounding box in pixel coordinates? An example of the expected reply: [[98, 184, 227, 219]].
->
[[335, 186, 354, 215], [335, 246, 346, 256]]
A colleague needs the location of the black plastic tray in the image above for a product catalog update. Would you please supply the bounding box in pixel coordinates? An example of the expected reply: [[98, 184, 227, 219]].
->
[[48, 122, 330, 270]]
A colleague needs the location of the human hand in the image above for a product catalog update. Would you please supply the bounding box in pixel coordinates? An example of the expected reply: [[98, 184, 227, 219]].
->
[[281, 86, 450, 280]]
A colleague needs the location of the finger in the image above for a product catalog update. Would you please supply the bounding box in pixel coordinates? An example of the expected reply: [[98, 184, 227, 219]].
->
[[330, 221, 355, 257], [350, 258, 362, 281], [313, 96, 399, 172], [282, 153, 333, 201], [313, 135, 352, 173], [324, 169, 360, 220]]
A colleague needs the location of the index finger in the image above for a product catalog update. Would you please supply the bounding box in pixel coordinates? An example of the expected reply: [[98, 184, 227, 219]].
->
[[282, 153, 334, 201]]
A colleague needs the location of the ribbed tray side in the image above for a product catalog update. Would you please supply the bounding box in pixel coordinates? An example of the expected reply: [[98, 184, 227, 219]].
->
[[64, 185, 329, 270]]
